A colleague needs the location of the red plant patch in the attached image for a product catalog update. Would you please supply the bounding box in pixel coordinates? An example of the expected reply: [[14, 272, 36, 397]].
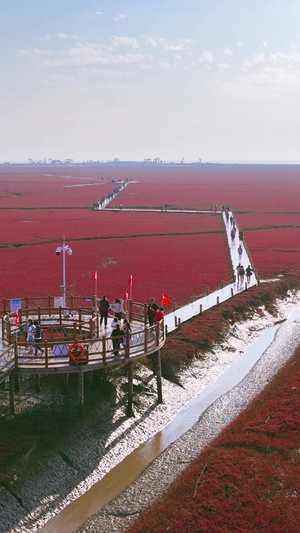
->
[[0, 210, 223, 245], [127, 350, 300, 533], [0, 233, 230, 304]]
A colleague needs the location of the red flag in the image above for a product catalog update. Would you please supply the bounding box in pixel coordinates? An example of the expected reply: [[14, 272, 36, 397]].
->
[[162, 294, 170, 305], [124, 291, 129, 303], [129, 274, 133, 287], [93, 271, 99, 282], [14, 310, 19, 325]]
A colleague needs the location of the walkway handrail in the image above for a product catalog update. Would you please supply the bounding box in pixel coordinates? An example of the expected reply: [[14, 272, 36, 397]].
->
[[169, 276, 236, 310], [0, 295, 97, 316], [0, 322, 165, 376], [2, 307, 99, 345]]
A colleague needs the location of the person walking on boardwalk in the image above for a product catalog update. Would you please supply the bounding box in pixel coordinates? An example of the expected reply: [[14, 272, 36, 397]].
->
[[111, 324, 124, 356], [34, 320, 44, 356], [238, 244, 243, 258], [110, 298, 124, 319], [236, 263, 242, 285], [99, 295, 110, 328], [147, 297, 159, 326], [246, 265, 253, 284], [26, 319, 35, 355], [240, 265, 245, 285], [111, 316, 122, 331]]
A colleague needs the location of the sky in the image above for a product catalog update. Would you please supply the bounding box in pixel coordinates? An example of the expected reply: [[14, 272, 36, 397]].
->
[[1, 0, 300, 163]]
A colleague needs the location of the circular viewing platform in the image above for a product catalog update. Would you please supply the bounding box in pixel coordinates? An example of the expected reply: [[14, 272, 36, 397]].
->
[[0, 296, 166, 415]]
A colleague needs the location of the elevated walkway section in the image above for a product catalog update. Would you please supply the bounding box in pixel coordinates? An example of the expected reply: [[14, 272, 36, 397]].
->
[[0, 210, 257, 386]]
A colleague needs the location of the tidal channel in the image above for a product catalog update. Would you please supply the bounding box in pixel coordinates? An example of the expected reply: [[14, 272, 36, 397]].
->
[[40, 309, 300, 533]]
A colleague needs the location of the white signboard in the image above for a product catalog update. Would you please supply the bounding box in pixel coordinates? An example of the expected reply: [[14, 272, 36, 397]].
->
[[54, 297, 64, 308], [10, 299, 21, 313]]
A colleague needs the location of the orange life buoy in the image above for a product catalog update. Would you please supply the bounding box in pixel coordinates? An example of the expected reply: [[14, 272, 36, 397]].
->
[[68, 343, 85, 362]]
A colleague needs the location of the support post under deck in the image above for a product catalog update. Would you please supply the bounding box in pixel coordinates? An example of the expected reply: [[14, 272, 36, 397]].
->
[[35, 374, 40, 393], [78, 372, 84, 406], [156, 349, 163, 403], [9, 373, 15, 415], [126, 361, 134, 417]]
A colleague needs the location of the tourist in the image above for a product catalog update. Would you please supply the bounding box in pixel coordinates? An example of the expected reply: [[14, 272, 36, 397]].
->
[[99, 295, 110, 328], [147, 297, 159, 326], [240, 265, 245, 285], [238, 244, 243, 258], [26, 319, 35, 355], [122, 321, 132, 349], [236, 263, 242, 285], [110, 298, 124, 319], [34, 320, 44, 356], [111, 316, 122, 331], [151, 307, 164, 324], [246, 265, 253, 284], [111, 324, 124, 356]]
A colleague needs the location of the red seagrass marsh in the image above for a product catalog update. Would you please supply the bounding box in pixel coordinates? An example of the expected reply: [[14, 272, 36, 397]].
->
[[1, 163, 300, 302]]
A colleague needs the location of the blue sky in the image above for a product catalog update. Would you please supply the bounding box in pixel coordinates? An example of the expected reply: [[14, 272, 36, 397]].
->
[[1, 0, 300, 163]]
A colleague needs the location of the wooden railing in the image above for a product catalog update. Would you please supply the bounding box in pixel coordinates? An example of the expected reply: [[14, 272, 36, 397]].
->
[[2, 307, 99, 344], [1, 323, 165, 373], [0, 295, 98, 316], [0, 301, 165, 380]]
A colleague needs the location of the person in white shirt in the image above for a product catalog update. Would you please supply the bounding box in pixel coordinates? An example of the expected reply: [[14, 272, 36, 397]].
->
[[26, 319, 35, 355], [110, 298, 124, 319], [111, 317, 122, 331]]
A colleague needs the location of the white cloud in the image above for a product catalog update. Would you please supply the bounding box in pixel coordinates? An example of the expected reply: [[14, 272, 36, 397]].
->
[[262, 41, 267, 47], [96, 12, 102, 16], [147, 38, 158, 48], [252, 53, 265, 64], [18, 48, 52, 57], [223, 48, 233, 57], [160, 38, 193, 51], [218, 62, 231, 72], [270, 51, 300, 66], [112, 36, 139, 49], [18, 43, 146, 68], [49, 73, 74, 81], [114, 14, 126, 20], [159, 59, 171, 68], [199, 49, 214, 64], [58, 33, 68, 40], [236, 41, 243, 48]]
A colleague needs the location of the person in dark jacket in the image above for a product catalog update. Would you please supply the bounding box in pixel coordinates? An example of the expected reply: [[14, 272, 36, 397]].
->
[[111, 324, 124, 356], [246, 265, 253, 284], [150, 307, 164, 324], [147, 297, 159, 326], [99, 295, 110, 327], [34, 320, 44, 356]]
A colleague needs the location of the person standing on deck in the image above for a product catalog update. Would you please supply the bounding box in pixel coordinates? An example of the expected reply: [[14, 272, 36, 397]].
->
[[111, 324, 124, 356], [99, 295, 110, 328], [147, 297, 159, 326], [34, 320, 44, 356]]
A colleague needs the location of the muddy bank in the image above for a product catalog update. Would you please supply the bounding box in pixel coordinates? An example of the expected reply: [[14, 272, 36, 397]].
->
[[0, 294, 299, 533]]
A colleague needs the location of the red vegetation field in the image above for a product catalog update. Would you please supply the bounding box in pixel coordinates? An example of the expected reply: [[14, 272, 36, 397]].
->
[[128, 348, 300, 533], [1, 163, 300, 302]]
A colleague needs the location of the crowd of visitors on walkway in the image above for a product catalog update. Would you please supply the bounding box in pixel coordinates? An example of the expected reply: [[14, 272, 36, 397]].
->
[[98, 295, 164, 356], [92, 180, 129, 210]]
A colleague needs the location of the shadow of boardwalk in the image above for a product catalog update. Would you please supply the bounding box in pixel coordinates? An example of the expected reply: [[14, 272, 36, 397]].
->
[[0, 369, 161, 533]]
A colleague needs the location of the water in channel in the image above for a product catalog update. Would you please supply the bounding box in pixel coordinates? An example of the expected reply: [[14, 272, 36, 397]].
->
[[40, 309, 300, 533]]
